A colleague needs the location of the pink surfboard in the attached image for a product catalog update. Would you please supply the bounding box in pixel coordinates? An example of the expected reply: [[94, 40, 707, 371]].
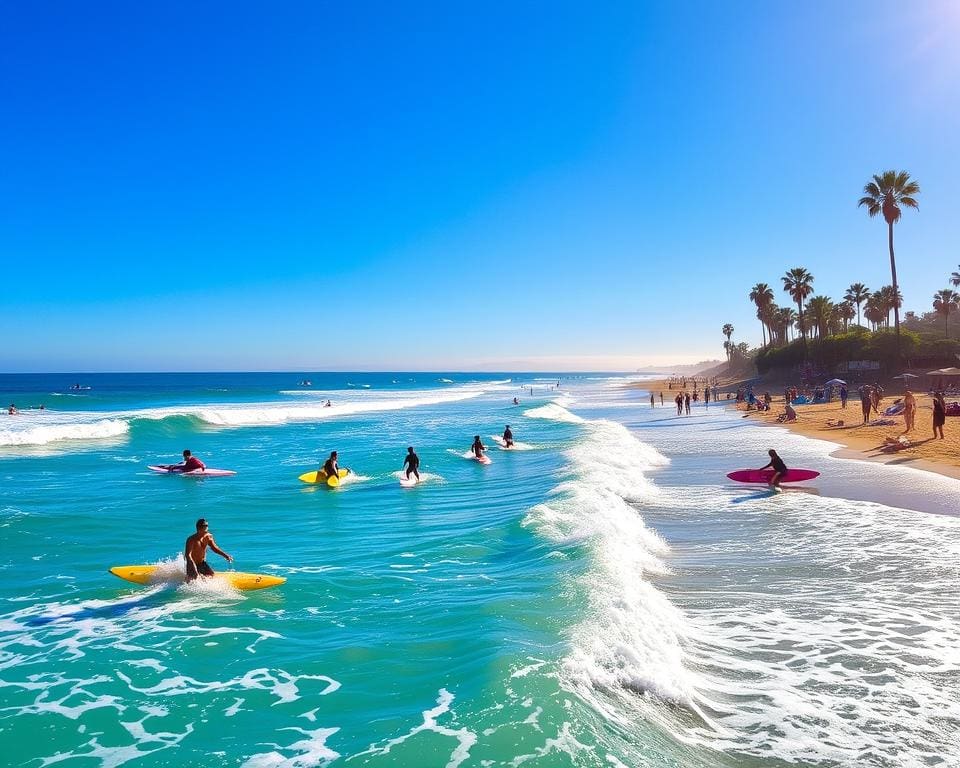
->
[[148, 465, 237, 477], [472, 455, 492, 465], [727, 469, 819, 484]]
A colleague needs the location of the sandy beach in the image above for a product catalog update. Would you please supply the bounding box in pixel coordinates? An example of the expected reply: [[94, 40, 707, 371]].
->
[[635, 378, 960, 481]]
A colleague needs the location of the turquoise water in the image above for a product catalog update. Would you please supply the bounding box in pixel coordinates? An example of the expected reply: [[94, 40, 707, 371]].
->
[[1, 373, 959, 767]]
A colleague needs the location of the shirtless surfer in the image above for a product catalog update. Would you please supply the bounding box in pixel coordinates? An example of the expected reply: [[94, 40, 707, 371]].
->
[[321, 451, 340, 478], [184, 518, 232, 581], [470, 435, 487, 459], [502, 425, 514, 448]]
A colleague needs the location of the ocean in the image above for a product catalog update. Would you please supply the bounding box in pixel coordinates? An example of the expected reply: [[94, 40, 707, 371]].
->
[[1, 372, 958, 767]]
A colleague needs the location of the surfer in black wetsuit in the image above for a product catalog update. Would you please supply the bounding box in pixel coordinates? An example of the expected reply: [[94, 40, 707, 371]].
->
[[471, 435, 486, 458], [759, 449, 787, 488], [322, 451, 340, 479], [502, 425, 514, 448], [402, 447, 420, 480]]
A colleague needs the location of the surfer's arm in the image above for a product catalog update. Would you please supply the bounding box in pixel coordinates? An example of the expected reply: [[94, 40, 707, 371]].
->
[[208, 538, 232, 562], [759, 461, 773, 470]]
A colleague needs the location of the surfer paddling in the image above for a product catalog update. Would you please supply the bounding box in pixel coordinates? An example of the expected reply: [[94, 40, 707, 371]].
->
[[163, 449, 205, 473], [402, 446, 420, 481], [184, 518, 232, 581], [759, 449, 788, 488]]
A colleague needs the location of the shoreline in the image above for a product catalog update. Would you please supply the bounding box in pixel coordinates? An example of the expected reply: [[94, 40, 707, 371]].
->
[[632, 378, 960, 483]]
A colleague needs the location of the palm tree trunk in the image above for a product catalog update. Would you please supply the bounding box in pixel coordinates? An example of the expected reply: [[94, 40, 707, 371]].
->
[[856, 302, 861, 327], [888, 220, 901, 357]]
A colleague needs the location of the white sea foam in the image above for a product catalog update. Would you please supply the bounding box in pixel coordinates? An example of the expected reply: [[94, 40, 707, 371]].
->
[[521, 403, 696, 723], [523, 403, 585, 424], [242, 726, 340, 767], [0, 383, 499, 448]]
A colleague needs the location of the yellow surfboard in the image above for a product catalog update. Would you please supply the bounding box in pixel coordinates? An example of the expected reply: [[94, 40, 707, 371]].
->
[[298, 468, 350, 486], [109, 565, 286, 591]]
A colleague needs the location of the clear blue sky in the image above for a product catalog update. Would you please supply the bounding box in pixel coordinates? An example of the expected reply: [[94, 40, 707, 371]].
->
[[2, 1, 959, 371]]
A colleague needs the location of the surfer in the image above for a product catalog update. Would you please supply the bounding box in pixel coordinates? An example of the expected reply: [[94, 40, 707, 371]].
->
[[512, 397, 519, 405], [759, 449, 788, 488], [471, 435, 487, 459], [502, 425, 514, 448], [164, 450, 205, 473], [402, 447, 420, 480], [322, 451, 340, 478], [324, 400, 332, 407], [184, 518, 232, 581]]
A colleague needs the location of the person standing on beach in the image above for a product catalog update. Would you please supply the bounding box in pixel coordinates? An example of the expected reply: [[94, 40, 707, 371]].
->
[[650, 393, 655, 408], [933, 392, 946, 439], [402, 447, 420, 481], [704, 388, 710, 406], [840, 385, 848, 409], [675, 393, 683, 415], [903, 389, 917, 433], [684, 392, 691, 415], [859, 387, 872, 425], [660, 392, 664, 405], [184, 518, 232, 582]]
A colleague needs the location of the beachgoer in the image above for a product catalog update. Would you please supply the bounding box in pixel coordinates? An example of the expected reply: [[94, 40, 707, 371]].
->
[[471, 435, 486, 458], [512, 397, 519, 405], [324, 400, 332, 407], [402, 447, 420, 480], [184, 518, 232, 582], [903, 389, 916, 433], [704, 388, 710, 406], [659, 392, 664, 405], [164, 450, 205, 473], [322, 451, 340, 478], [7, 403, 17, 415], [675, 393, 683, 415], [684, 392, 691, 415], [784, 403, 797, 422], [502, 425, 514, 447], [933, 392, 946, 439], [859, 386, 872, 425], [650, 393, 655, 408], [840, 385, 848, 409], [759, 449, 788, 488], [871, 383, 883, 414]]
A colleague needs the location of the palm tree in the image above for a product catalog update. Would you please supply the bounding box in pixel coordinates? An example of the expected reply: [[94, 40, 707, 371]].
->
[[951, 265, 960, 288], [837, 301, 856, 332], [781, 268, 814, 342], [806, 296, 834, 339], [864, 297, 884, 331], [858, 170, 920, 353], [722, 324, 734, 359], [749, 283, 774, 347], [878, 285, 902, 327], [776, 306, 796, 344], [933, 289, 960, 338], [844, 282, 870, 327]]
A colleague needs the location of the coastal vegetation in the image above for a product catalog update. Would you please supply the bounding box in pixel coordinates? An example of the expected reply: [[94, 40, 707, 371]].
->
[[724, 170, 960, 376]]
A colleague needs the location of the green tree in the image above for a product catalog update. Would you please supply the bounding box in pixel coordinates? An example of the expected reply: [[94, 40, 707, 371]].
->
[[844, 282, 870, 327], [781, 268, 814, 342], [933, 289, 960, 338], [749, 283, 775, 347], [858, 170, 920, 355], [806, 296, 834, 339], [951, 265, 960, 288], [837, 301, 856, 332], [722, 324, 734, 359]]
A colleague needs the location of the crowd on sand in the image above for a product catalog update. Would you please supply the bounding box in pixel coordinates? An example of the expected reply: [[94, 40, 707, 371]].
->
[[738, 381, 960, 477]]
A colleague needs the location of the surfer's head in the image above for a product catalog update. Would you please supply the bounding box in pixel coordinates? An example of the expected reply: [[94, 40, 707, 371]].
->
[[183, 450, 192, 458], [768, 449, 777, 457], [330, 451, 337, 459], [195, 518, 208, 531], [408, 446, 414, 453]]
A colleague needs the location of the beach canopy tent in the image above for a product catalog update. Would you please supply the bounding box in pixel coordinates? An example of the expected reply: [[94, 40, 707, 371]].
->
[[824, 378, 846, 386]]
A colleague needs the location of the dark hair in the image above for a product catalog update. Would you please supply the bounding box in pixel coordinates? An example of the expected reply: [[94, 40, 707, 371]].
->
[[196, 518, 207, 529], [407, 446, 414, 452], [183, 449, 192, 456], [330, 450, 337, 457]]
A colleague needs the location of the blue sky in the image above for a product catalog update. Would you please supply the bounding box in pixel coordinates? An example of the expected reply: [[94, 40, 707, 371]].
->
[[2, 1, 959, 371]]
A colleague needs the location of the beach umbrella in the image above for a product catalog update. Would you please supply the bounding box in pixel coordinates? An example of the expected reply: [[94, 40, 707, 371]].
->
[[824, 378, 846, 386], [939, 367, 960, 375], [893, 373, 919, 379]]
